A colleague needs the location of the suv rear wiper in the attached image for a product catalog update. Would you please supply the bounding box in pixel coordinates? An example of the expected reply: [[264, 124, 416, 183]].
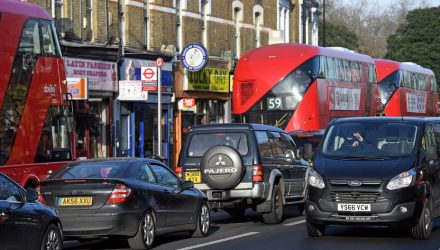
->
[[332, 155, 390, 161]]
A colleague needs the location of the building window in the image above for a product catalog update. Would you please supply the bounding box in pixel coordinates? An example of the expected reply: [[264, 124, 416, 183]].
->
[[54, 0, 63, 20], [143, 1, 150, 49], [85, 0, 93, 40], [253, 5, 263, 48], [201, 0, 210, 49], [232, 1, 243, 60], [278, 4, 290, 43], [176, 0, 183, 53]]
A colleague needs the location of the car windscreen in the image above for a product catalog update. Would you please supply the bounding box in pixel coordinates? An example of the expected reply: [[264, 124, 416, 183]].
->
[[186, 132, 249, 157], [52, 162, 127, 179], [322, 121, 418, 157]]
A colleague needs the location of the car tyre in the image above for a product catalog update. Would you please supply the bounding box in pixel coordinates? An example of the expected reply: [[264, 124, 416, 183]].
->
[[128, 211, 155, 250], [411, 198, 432, 240], [192, 202, 211, 238], [306, 219, 325, 237], [40, 223, 62, 250], [262, 185, 283, 224]]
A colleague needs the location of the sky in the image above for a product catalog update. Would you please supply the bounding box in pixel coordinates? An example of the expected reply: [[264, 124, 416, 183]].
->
[[338, 0, 440, 10]]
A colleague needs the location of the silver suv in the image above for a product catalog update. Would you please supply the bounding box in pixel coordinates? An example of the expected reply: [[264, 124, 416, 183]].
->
[[177, 123, 308, 224]]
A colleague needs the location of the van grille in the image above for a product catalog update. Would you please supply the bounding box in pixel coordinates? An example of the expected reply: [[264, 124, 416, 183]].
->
[[326, 191, 386, 203]]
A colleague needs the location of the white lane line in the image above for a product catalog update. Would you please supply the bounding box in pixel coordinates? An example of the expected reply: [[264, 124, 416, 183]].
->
[[177, 232, 260, 250], [284, 219, 306, 226]]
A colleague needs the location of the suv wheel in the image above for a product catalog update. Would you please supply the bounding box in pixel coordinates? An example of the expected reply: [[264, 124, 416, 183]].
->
[[262, 185, 283, 224], [306, 219, 325, 237], [411, 198, 432, 240], [201, 145, 245, 190]]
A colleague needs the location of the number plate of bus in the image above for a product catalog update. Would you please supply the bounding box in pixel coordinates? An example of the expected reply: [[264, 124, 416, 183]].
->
[[185, 171, 201, 183], [58, 197, 93, 206], [337, 203, 371, 212]]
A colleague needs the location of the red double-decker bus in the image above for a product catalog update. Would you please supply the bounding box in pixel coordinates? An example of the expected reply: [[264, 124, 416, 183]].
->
[[374, 59, 438, 116], [233, 43, 380, 133], [0, 0, 73, 188]]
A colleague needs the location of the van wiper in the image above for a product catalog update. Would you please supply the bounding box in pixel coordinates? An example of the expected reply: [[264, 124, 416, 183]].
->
[[332, 155, 390, 161]]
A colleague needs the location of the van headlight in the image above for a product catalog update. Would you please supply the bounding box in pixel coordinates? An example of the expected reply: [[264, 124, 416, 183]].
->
[[307, 168, 325, 189], [386, 168, 416, 190]]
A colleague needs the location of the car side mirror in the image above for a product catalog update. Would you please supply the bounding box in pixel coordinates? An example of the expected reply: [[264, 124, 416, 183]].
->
[[25, 188, 38, 202], [181, 180, 194, 190], [284, 150, 295, 162]]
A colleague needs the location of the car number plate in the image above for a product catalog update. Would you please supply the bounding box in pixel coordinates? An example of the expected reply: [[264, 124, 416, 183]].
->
[[185, 171, 201, 183], [58, 197, 93, 206], [337, 203, 371, 212]]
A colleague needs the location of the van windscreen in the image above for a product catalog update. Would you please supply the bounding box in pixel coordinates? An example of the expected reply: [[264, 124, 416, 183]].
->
[[322, 122, 418, 157], [186, 132, 249, 157]]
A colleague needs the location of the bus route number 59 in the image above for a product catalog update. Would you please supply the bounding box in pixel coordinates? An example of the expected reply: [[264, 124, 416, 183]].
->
[[267, 97, 283, 110]]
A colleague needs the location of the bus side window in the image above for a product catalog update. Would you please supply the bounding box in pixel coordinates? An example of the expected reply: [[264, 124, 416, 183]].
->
[[18, 19, 41, 55], [40, 21, 57, 57]]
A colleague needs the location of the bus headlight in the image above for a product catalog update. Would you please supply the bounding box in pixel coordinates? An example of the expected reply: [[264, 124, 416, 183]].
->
[[386, 168, 416, 190], [307, 168, 325, 189]]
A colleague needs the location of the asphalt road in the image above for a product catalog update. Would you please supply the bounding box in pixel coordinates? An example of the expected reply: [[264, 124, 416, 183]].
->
[[64, 205, 440, 250]]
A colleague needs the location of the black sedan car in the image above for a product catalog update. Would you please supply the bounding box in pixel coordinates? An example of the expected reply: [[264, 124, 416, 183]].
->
[[40, 158, 210, 249], [0, 172, 62, 250]]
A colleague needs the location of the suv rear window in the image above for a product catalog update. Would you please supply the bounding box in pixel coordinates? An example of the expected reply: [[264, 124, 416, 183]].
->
[[186, 132, 249, 157]]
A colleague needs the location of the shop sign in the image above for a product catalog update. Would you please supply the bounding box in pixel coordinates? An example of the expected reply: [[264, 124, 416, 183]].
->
[[186, 67, 229, 93], [181, 43, 208, 72], [121, 59, 173, 92], [66, 78, 88, 100], [178, 98, 196, 112], [65, 57, 118, 92], [117, 80, 148, 101]]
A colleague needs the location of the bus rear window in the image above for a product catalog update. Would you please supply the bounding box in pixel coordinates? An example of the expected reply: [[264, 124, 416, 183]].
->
[[187, 132, 249, 157]]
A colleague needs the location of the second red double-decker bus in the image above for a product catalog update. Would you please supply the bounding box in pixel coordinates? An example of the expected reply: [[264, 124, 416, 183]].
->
[[375, 59, 438, 116], [0, 0, 73, 188], [233, 43, 380, 132]]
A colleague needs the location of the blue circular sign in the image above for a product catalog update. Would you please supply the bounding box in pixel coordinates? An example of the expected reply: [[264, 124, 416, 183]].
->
[[181, 43, 209, 72]]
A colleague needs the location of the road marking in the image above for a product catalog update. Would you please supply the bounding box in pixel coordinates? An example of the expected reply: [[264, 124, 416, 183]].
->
[[284, 219, 306, 226], [177, 232, 260, 250]]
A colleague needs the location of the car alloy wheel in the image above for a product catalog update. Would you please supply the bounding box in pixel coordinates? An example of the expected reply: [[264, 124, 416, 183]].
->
[[143, 213, 155, 246], [128, 211, 156, 249], [411, 198, 432, 240], [192, 202, 211, 237], [41, 224, 62, 250], [200, 204, 210, 234]]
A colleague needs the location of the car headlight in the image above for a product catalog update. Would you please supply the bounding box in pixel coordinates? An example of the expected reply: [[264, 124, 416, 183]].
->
[[307, 168, 325, 189], [386, 168, 416, 190]]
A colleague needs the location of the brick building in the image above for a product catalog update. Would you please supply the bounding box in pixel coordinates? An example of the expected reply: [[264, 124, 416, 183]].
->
[[26, 0, 319, 167]]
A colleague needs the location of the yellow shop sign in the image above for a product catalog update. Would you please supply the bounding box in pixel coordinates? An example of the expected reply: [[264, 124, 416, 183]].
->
[[187, 67, 229, 93]]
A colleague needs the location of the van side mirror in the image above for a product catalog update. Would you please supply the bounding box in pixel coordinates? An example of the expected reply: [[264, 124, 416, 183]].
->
[[303, 143, 313, 160], [426, 145, 438, 161], [297, 147, 304, 159], [284, 150, 295, 162]]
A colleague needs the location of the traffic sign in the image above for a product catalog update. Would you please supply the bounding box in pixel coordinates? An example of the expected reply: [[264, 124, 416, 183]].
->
[[141, 67, 157, 82], [156, 57, 164, 68]]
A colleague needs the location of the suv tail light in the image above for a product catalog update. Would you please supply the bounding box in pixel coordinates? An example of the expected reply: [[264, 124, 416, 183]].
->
[[36, 185, 46, 204], [253, 165, 263, 182], [106, 184, 132, 205], [175, 166, 183, 178]]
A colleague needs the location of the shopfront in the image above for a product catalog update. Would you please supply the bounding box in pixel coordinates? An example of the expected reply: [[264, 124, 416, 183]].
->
[[173, 59, 231, 168], [115, 57, 173, 165], [65, 57, 118, 159]]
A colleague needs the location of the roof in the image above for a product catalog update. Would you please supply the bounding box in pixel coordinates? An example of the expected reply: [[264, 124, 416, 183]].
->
[[0, 0, 52, 20], [330, 116, 440, 126], [189, 123, 286, 133]]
